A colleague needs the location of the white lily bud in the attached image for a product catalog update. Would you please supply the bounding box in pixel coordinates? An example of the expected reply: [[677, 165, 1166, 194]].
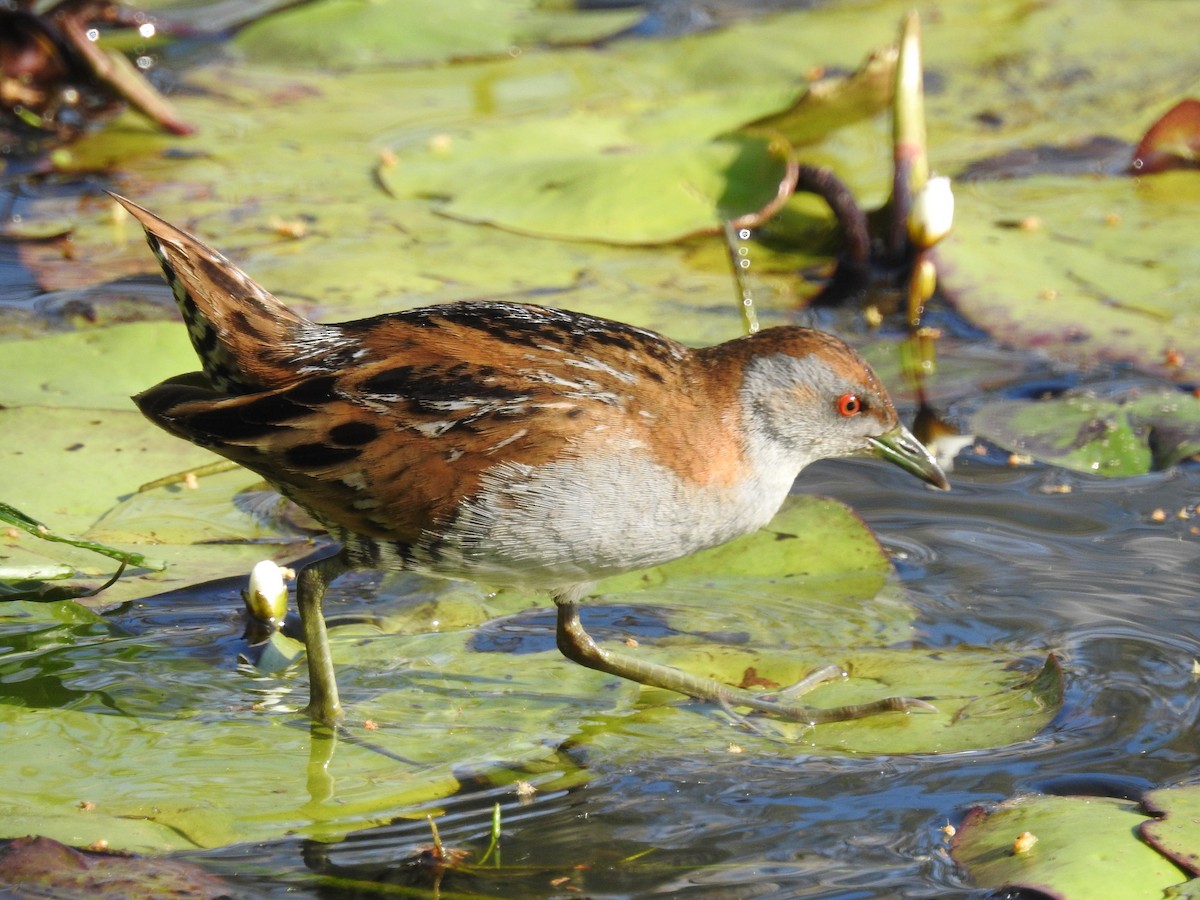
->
[[244, 560, 289, 625], [908, 176, 955, 249]]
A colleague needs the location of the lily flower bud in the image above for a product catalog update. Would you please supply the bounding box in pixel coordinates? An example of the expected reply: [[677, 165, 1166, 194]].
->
[[244, 560, 289, 625], [908, 176, 955, 249]]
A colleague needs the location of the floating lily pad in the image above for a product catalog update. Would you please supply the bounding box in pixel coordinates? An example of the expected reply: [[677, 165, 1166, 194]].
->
[[0, 836, 238, 900], [0, 320, 194, 411], [940, 173, 1200, 383], [376, 45, 895, 244], [0, 323, 320, 606], [972, 390, 1200, 477], [1143, 787, 1200, 877], [914, 0, 1200, 381], [953, 794, 1191, 898], [22, 6, 902, 319], [575, 649, 1062, 759], [0, 493, 938, 852], [385, 131, 788, 244], [0, 600, 625, 853], [235, 0, 642, 68]]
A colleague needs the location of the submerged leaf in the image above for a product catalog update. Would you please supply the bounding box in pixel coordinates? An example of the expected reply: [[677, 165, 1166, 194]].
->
[[972, 390, 1200, 477]]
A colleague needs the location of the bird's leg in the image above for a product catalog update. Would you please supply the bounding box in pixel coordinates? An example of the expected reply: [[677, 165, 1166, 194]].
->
[[553, 595, 933, 724], [297, 553, 351, 726]]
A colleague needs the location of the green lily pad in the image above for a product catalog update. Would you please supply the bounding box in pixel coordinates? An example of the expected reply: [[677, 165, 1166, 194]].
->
[[904, 0, 1200, 381], [235, 0, 642, 68], [941, 173, 1200, 383], [575, 649, 1062, 758], [0, 606, 624, 853], [20, 5, 903, 321], [0, 493, 926, 853], [384, 131, 788, 244], [0, 322, 314, 607], [953, 794, 1191, 898], [972, 390, 1200, 476], [0, 320, 195, 411], [1143, 787, 1200, 877], [376, 43, 895, 244]]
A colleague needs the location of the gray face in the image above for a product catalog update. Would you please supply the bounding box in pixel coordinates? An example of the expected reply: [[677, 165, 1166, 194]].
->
[[738, 350, 900, 472]]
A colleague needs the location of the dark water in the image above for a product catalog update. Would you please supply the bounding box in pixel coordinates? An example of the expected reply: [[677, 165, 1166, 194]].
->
[[176, 450, 1199, 898]]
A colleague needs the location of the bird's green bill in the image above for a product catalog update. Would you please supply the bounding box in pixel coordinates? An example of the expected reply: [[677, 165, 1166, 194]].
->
[[869, 425, 950, 490]]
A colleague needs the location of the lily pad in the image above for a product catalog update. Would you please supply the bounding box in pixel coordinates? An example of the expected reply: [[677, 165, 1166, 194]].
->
[[0, 320, 194, 411], [21, 5, 905, 318], [1143, 787, 1200, 877], [235, 0, 642, 68], [384, 130, 789, 244], [972, 390, 1200, 477], [575, 649, 1063, 759], [376, 44, 896, 244], [0, 600, 626, 853], [0, 836, 239, 900], [940, 173, 1200, 383], [953, 794, 1191, 898], [0, 322, 316, 607], [911, 0, 1200, 380], [0, 491, 1014, 852]]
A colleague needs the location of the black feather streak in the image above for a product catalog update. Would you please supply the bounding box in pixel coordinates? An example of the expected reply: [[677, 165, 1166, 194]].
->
[[362, 365, 524, 405], [329, 421, 379, 446], [286, 443, 362, 469], [188, 408, 283, 442]]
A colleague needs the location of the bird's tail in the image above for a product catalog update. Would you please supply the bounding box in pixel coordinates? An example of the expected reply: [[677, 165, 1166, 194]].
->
[[111, 193, 326, 393]]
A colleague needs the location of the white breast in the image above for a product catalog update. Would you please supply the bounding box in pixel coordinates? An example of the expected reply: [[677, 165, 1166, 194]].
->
[[408, 439, 797, 589]]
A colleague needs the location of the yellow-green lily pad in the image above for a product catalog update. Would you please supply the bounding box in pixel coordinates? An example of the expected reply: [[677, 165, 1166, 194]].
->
[[953, 794, 1192, 898], [0, 599, 624, 853], [235, 0, 642, 68], [1143, 787, 1200, 877], [0, 490, 1037, 853], [0, 321, 315, 607], [941, 173, 1200, 383], [574, 649, 1062, 758]]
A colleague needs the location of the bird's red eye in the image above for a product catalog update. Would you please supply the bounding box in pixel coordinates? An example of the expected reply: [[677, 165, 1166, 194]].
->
[[836, 393, 863, 417]]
